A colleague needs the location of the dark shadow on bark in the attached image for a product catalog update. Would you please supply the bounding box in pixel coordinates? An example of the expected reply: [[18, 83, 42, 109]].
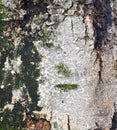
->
[[110, 103, 117, 130], [0, 101, 26, 129], [0, 9, 14, 108], [80, 1, 113, 129], [83, 0, 112, 83], [93, 0, 112, 84], [17, 34, 42, 110], [92, 0, 112, 50]]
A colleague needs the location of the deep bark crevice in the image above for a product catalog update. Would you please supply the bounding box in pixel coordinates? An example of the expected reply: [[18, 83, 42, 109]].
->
[[110, 103, 117, 130], [82, 0, 112, 83], [92, 0, 112, 83], [76, 1, 113, 129]]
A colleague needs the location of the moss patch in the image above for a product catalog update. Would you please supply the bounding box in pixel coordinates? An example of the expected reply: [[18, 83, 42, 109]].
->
[[55, 84, 78, 91], [55, 62, 72, 78]]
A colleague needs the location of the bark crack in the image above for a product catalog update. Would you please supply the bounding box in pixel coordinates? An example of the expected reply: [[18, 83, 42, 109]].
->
[[81, 0, 112, 83], [92, 0, 112, 83], [67, 115, 71, 130]]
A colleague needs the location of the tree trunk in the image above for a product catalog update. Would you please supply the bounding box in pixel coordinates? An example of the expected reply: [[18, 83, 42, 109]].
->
[[0, 0, 117, 130]]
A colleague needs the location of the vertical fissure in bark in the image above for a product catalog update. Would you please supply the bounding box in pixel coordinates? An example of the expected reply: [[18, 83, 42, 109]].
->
[[67, 115, 71, 130], [92, 0, 112, 83], [81, 0, 112, 83], [83, 3, 93, 44]]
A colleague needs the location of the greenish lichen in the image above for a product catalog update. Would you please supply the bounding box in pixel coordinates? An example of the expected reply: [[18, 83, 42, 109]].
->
[[55, 84, 78, 91], [0, 1, 54, 129], [34, 27, 54, 48], [0, 1, 14, 109], [55, 62, 72, 77], [41, 28, 51, 42], [0, 3, 42, 129], [0, 0, 4, 30], [39, 27, 54, 48], [0, 102, 25, 130], [0, 1, 6, 40]]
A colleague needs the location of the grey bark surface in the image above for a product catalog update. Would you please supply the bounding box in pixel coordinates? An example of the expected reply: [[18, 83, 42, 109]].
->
[[38, 0, 117, 130]]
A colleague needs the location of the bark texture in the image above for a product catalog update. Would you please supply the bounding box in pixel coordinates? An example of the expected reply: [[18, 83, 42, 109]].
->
[[0, 0, 117, 130]]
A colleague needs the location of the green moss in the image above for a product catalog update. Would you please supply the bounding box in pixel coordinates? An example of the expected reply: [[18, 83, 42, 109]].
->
[[55, 62, 72, 77], [0, 123, 6, 130], [55, 84, 78, 91]]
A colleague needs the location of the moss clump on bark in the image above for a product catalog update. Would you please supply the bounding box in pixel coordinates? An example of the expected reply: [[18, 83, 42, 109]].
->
[[55, 84, 78, 91], [55, 62, 72, 78]]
